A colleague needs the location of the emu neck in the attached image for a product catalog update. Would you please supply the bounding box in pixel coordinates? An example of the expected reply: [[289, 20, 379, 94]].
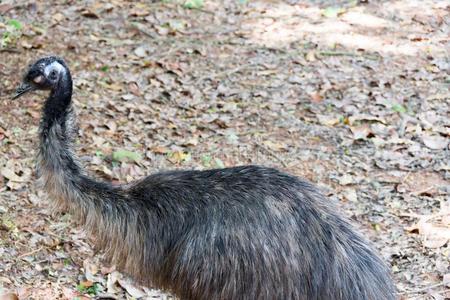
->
[[37, 70, 84, 211], [37, 69, 118, 217], [42, 73, 73, 132], [35, 65, 141, 276]]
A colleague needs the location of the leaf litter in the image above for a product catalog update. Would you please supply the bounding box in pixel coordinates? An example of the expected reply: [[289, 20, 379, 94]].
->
[[0, 0, 449, 299]]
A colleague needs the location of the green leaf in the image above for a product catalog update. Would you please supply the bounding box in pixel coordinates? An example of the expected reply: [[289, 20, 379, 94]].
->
[[322, 7, 345, 18], [183, 0, 203, 9], [86, 283, 101, 296], [1, 32, 11, 48], [77, 282, 101, 296], [63, 258, 72, 266], [76, 284, 87, 293], [1, 217, 16, 230], [8, 19, 23, 30], [112, 149, 142, 162], [201, 154, 212, 167], [214, 158, 225, 168], [391, 103, 406, 113]]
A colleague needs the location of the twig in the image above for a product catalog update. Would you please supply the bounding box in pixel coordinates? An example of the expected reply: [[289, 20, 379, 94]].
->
[[194, 63, 255, 86], [18, 247, 43, 259], [399, 281, 448, 295], [196, 8, 215, 15], [318, 51, 380, 60], [95, 294, 119, 300], [410, 185, 437, 196], [319, 51, 358, 57], [256, 143, 288, 168], [0, 48, 21, 53], [401, 171, 411, 184], [397, 212, 422, 218]]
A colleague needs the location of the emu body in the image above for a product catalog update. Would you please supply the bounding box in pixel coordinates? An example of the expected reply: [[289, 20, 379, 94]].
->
[[15, 57, 396, 300]]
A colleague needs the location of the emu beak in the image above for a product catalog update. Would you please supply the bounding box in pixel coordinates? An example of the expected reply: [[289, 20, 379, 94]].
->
[[12, 82, 35, 99]]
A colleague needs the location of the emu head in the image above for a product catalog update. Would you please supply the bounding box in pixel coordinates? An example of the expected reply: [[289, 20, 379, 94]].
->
[[13, 56, 68, 99]]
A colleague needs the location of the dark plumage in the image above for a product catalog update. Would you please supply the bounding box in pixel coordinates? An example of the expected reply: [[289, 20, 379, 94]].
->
[[13, 56, 396, 300]]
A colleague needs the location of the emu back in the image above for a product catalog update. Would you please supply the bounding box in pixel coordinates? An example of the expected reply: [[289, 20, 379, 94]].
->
[[14, 56, 396, 300], [128, 167, 395, 300]]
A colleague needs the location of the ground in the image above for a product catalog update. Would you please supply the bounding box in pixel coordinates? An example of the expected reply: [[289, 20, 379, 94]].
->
[[0, 0, 448, 299]]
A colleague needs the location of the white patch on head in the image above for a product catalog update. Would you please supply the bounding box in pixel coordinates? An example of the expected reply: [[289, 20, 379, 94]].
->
[[44, 61, 66, 77]]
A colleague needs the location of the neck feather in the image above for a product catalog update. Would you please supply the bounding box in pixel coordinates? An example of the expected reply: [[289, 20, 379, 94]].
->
[[36, 72, 148, 282], [42, 72, 73, 131], [36, 73, 120, 219], [37, 71, 85, 211]]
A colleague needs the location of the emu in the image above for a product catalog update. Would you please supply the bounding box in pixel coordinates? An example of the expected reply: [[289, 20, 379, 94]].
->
[[13, 56, 396, 300]]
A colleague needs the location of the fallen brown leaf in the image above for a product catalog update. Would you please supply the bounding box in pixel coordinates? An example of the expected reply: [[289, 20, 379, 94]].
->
[[406, 206, 450, 248], [0, 293, 18, 300], [422, 135, 448, 150]]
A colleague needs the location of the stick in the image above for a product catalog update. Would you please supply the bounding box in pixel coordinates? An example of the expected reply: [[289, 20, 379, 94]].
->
[[18, 247, 43, 259]]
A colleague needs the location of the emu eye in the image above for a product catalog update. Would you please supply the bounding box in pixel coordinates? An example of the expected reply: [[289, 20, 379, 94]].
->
[[49, 70, 58, 80]]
